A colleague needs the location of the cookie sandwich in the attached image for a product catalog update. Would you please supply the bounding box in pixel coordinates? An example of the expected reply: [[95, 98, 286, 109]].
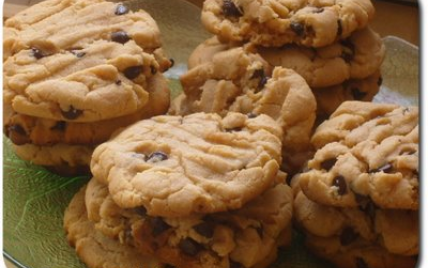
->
[[3, 0, 172, 175]]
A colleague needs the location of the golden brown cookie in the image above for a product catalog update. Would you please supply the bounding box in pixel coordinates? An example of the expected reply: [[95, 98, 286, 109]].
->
[[201, 0, 375, 48], [91, 112, 283, 217]]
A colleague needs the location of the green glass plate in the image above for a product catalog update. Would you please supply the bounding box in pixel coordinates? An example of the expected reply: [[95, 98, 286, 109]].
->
[[3, 1, 419, 268]]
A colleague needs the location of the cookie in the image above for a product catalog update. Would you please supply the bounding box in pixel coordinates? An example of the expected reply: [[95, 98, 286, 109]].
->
[[201, 0, 375, 48], [4, 0, 162, 58], [314, 71, 381, 117], [4, 73, 170, 146], [64, 185, 162, 268], [84, 177, 293, 268], [91, 112, 283, 217], [305, 234, 417, 268], [189, 27, 385, 88], [298, 101, 419, 210], [179, 47, 316, 173], [4, 40, 161, 122], [13, 142, 94, 169], [293, 189, 418, 256]]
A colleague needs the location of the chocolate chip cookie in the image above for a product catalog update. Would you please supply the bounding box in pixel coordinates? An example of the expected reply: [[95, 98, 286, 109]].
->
[[293, 188, 418, 256], [64, 185, 162, 268], [305, 233, 417, 268], [189, 27, 385, 88], [84, 176, 293, 268], [4, 73, 170, 146], [178, 47, 316, 174], [298, 101, 419, 210], [201, 0, 375, 48], [91, 112, 283, 217]]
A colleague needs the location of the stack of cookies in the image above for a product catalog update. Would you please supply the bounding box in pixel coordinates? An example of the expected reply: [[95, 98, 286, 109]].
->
[[291, 101, 419, 268], [189, 0, 385, 118], [3, 0, 172, 175], [65, 112, 294, 268], [171, 47, 317, 174]]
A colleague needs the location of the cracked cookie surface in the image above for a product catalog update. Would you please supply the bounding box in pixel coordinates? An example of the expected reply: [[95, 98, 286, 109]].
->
[[201, 0, 375, 48], [298, 101, 419, 210], [85, 177, 293, 268], [64, 185, 161, 268], [91, 112, 283, 217]]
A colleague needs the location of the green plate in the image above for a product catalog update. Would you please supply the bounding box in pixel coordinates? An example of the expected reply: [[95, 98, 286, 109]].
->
[[3, 1, 419, 268]]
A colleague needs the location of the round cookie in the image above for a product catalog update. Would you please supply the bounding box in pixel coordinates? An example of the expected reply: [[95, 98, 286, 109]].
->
[[298, 101, 419, 210], [91, 112, 283, 217], [4, 0, 162, 57], [293, 188, 418, 256], [84, 177, 293, 268], [4, 40, 161, 122], [188, 27, 385, 88], [314, 70, 381, 117], [201, 0, 375, 48], [179, 47, 316, 174], [4, 73, 170, 146], [64, 185, 162, 268], [305, 234, 417, 268]]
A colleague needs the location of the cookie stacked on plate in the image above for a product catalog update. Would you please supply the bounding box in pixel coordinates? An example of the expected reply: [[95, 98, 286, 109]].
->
[[3, 0, 172, 175], [291, 101, 419, 268], [192, 0, 385, 118], [65, 112, 294, 268], [172, 47, 317, 174]]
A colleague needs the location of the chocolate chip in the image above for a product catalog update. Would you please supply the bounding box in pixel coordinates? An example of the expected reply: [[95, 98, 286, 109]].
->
[[340, 227, 358, 246], [111, 31, 130, 44], [193, 222, 214, 238], [358, 198, 377, 219], [115, 4, 129, 15], [61, 106, 83, 120], [178, 238, 202, 256], [115, 80, 122, 85], [258, 76, 269, 91], [230, 261, 243, 268], [7, 124, 28, 145], [150, 217, 171, 236], [403, 107, 411, 114], [251, 69, 265, 80], [290, 21, 305, 36], [341, 40, 355, 63], [169, 58, 175, 67], [225, 127, 242, 132], [150, 65, 157, 75], [332, 175, 347, 195], [75, 52, 86, 58], [163, 265, 176, 268], [377, 77, 383, 86], [351, 87, 367, 100], [320, 158, 337, 171], [355, 257, 369, 268], [124, 66, 143, 80], [146, 151, 168, 163], [31, 47, 45, 59], [314, 7, 324, 13], [50, 121, 67, 131], [247, 112, 257, 118], [134, 206, 147, 216], [341, 50, 353, 63], [222, 0, 242, 17], [337, 19, 343, 36], [369, 163, 393, 174]]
